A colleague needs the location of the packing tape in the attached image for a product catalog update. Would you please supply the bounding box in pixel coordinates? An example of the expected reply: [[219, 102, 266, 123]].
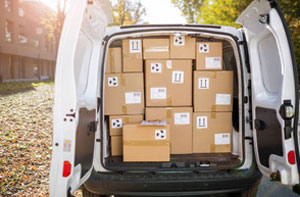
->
[[211, 105, 216, 112], [166, 108, 172, 119], [124, 117, 129, 123], [109, 50, 115, 73], [211, 71, 217, 79], [122, 106, 127, 114], [123, 141, 170, 146], [167, 96, 172, 106], [211, 112, 216, 119], [210, 144, 216, 153], [145, 46, 169, 52], [121, 74, 125, 85]]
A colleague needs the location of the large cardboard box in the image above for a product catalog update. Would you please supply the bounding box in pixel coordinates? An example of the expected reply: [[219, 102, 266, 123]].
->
[[104, 73, 144, 115], [145, 60, 192, 106], [170, 35, 195, 59], [109, 114, 144, 136], [196, 42, 223, 70], [193, 112, 232, 153], [194, 71, 233, 112], [123, 123, 170, 162], [146, 107, 193, 154], [106, 47, 122, 73], [143, 38, 169, 59], [111, 136, 122, 156], [122, 39, 143, 72]]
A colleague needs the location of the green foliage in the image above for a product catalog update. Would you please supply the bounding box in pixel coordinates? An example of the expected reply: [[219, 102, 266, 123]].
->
[[110, 0, 146, 25], [171, 0, 204, 23]]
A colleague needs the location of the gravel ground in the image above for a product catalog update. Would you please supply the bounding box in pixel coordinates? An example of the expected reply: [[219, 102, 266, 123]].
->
[[0, 81, 299, 196]]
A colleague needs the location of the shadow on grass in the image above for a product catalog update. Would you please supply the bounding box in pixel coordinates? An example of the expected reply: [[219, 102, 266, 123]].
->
[[0, 80, 54, 96]]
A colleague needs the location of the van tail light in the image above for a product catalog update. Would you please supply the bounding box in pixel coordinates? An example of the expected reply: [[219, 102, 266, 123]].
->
[[288, 151, 296, 165], [63, 161, 72, 177]]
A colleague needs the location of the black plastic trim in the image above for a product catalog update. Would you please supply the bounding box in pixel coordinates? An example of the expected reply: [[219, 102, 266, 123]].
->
[[120, 24, 222, 29], [99, 27, 246, 172]]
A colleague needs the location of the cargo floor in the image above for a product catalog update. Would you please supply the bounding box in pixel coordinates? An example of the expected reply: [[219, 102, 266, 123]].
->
[[105, 153, 241, 171]]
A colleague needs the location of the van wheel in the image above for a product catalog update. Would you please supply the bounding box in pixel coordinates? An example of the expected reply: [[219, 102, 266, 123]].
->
[[81, 187, 108, 197], [229, 178, 261, 197]]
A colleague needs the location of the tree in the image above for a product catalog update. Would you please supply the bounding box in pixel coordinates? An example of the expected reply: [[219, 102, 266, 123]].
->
[[171, 0, 204, 24], [111, 0, 146, 25]]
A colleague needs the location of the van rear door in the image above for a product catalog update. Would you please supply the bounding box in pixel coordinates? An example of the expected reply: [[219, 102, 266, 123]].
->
[[49, 0, 112, 196], [237, 0, 300, 185]]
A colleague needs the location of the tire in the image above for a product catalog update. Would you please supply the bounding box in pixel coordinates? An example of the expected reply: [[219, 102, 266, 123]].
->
[[81, 186, 108, 197], [228, 178, 261, 197]]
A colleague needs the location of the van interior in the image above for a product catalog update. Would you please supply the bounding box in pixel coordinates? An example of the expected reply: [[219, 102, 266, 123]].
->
[[101, 31, 244, 171]]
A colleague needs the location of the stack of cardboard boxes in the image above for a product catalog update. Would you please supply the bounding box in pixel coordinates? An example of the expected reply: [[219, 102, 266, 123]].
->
[[105, 35, 233, 162]]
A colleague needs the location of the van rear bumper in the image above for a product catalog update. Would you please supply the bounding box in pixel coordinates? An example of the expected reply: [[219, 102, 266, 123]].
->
[[83, 168, 262, 196]]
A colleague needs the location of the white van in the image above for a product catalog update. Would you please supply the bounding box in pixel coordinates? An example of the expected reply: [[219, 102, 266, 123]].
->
[[49, 0, 300, 196]]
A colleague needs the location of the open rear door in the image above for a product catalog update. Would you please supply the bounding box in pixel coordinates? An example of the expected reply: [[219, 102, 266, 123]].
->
[[237, 0, 299, 185], [49, 0, 112, 196]]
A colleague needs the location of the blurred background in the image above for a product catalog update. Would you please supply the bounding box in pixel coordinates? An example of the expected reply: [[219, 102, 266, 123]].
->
[[0, 0, 299, 196]]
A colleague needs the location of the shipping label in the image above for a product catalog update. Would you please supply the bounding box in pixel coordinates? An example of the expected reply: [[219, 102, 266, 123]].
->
[[150, 87, 166, 100], [125, 92, 142, 104], [214, 133, 230, 145], [205, 57, 221, 69], [155, 129, 167, 140], [172, 71, 184, 84], [111, 119, 122, 129], [199, 43, 209, 53], [174, 113, 190, 125], [108, 77, 118, 87], [173, 35, 185, 46], [196, 116, 208, 129], [216, 94, 231, 105], [150, 63, 162, 73], [129, 39, 141, 53], [198, 78, 209, 89]]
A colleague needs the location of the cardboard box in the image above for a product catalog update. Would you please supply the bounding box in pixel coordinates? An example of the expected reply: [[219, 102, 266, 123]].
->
[[122, 39, 143, 72], [106, 48, 122, 73], [193, 112, 232, 153], [104, 73, 144, 115], [143, 38, 169, 59], [109, 114, 144, 136], [123, 123, 170, 162], [196, 42, 223, 70], [111, 136, 122, 156], [194, 71, 233, 112], [146, 107, 193, 154], [145, 59, 192, 106], [170, 35, 195, 59]]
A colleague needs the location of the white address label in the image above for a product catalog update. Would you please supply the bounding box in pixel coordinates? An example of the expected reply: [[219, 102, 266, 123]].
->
[[196, 116, 207, 129], [174, 113, 190, 125], [214, 133, 230, 145], [205, 57, 221, 69], [150, 87, 166, 100], [216, 94, 231, 105], [129, 39, 141, 53], [125, 92, 141, 104]]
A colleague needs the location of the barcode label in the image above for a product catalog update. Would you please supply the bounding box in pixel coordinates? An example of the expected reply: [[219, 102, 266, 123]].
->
[[129, 40, 141, 53], [150, 87, 166, 100], [216, 94, 231, 105], [214, 133, 230, 145], [125, 92, 141, 104], [198, 78, 209, 89], [196, 116, 207, 129], [174, 113, 190, 125], [205, 57, 221, 69]]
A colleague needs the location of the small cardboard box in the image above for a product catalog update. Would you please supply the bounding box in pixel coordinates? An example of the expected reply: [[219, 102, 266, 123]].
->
[[106, 47, 122, 73], [104, 73, 144, 115], [145, 59, 192, 106], [111, 136, 122, 156], [196, 42, 223, 70], [122, 39, 143, 72], [143, 38, 169, 59], [123, 122, 170, 162], [109, 114, 144, 136], [194, 71, 233, 112], [193, 112, 232, 153], [170, 35, 195, 59], [146, 107, 193, 154]]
